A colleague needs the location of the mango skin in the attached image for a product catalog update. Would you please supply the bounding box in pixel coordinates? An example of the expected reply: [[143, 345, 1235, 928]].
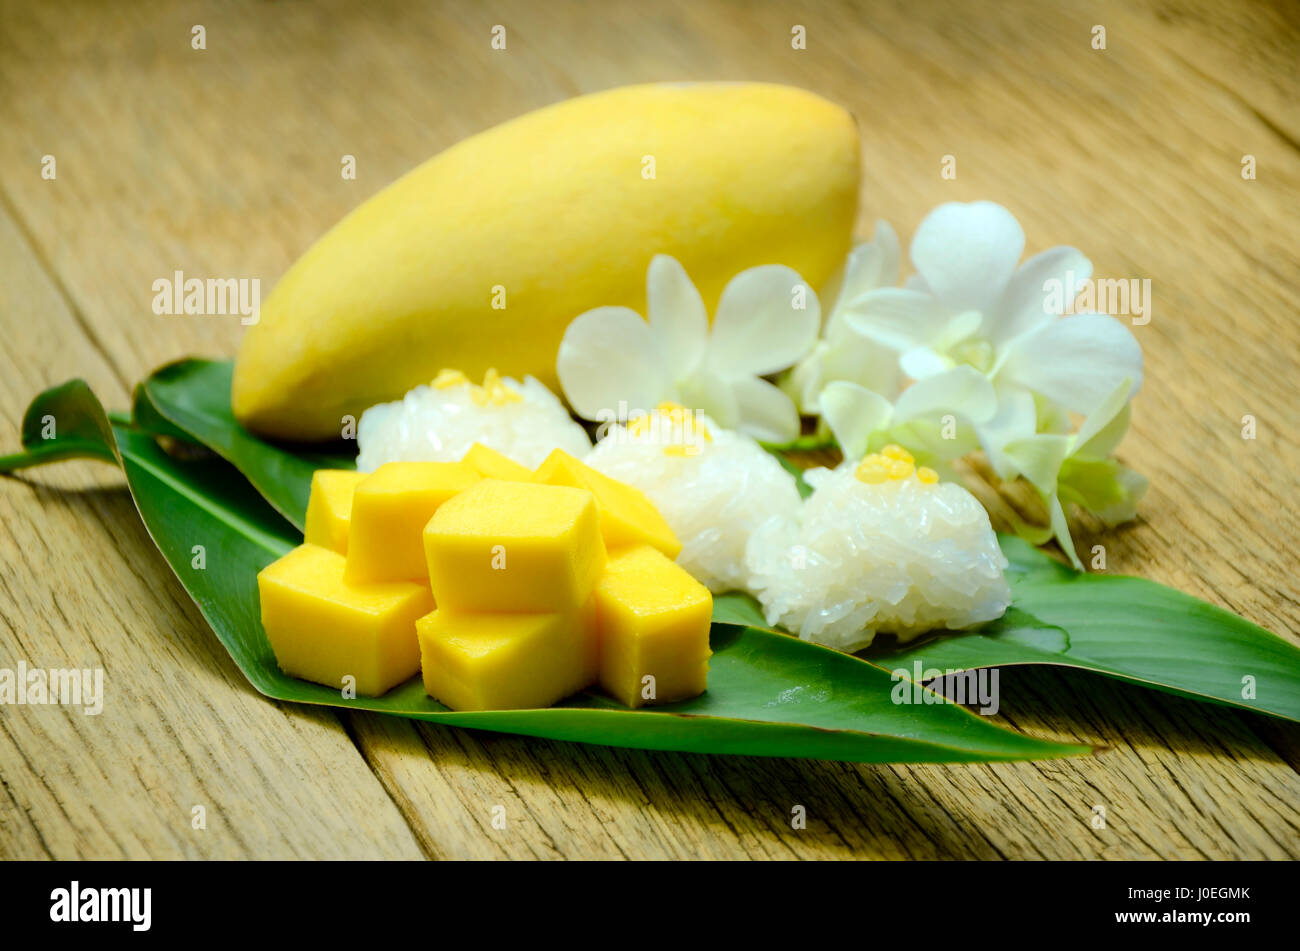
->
[[232, 82, 860, 441]]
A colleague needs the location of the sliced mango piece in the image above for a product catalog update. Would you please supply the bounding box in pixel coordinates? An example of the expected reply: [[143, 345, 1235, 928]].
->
[[258, 544, 432, 696], [344, 461, 480, 583], [417, 601, 597, 711], [462, 442, 532, 482], [423, 479, 606, 613], [532, 449, 680, 558], [304, 469, 366, 555], [594, 545, 712, 707]]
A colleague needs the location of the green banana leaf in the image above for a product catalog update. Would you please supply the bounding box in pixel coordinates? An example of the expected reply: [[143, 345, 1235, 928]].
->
[[135, 358, 1300, 724], [142, 358, 354, 530], [719, 570, 1300, 723], [759, 433, 838, 454], [0, 378, 1085, 763], [0, 378, 119, 471]]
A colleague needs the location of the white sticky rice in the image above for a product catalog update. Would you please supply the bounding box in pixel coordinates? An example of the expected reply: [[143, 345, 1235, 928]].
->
[[356, 372, 591, 472], [584, 409, 803, 593], [744, 463, 1011, 652]]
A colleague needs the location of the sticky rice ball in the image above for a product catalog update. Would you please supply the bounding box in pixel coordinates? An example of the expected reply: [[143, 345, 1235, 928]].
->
[[584, 404, 803, 592], [357, 369, 591, 472], [745, 446, 1011, 652]]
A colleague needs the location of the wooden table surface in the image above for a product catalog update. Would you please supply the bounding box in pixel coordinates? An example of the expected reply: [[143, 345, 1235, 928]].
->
[[1, 0, 1297, 860]]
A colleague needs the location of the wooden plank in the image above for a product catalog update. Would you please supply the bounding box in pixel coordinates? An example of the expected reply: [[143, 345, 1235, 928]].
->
[[0, 0, 1295, 859], [349, 670, 1300, 859], [0, 204, 425, 859], [1127, 0, 1299, 144]]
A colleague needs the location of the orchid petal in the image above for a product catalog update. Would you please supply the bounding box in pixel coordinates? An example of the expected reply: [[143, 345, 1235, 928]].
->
[[678, 368, 740, 431], [992, 246, 1093, 347], [932, 310, 984, 352], [1001, 433, 1073, 498], [819, 381, 893, 460], [894, 365, 999, 424], [830, 220, 901, 319], [783, 342, 830, 413], [708, 265, 820, 376], [728, 376, 803, 443], [647, 254, 709, 377], [910, 201, 1025, 315], [819, 330, 902, 400], [1034, 393, 1073, 434], [996, 313, 1143, 414], [977, 386, 1038, 481], [1080, 464, 1148, 527], [556, 306, 672, 420], [1073, 377, 1135, 459], [888, 417, 982, 464], [1006, 510, 1054, 548], [844, 287, 949, 352], [899, 345, 953, 380], [1049, 494, 1083, 569]]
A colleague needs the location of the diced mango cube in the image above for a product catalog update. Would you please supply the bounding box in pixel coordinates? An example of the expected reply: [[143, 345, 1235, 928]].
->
[[462, 443, 532, 482], [417, 601, 598, 710], [258, 544, 433, 696], [532, 449, 680, 558], [423, 479, 606, 613], [344, 461, 481, 583], [594, 545, 712, 707], [304, 469, 366, 555]]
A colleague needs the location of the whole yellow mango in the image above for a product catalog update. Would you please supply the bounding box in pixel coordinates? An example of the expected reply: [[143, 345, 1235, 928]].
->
[[233, 82, 860, 441]]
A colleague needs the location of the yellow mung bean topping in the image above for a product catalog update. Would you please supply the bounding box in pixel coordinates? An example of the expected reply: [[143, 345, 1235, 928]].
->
[[855, 449, 935, 486]]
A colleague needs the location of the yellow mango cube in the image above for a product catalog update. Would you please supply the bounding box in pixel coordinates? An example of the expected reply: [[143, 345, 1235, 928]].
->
[[417, 601, 598, 710], [533, 449, 681, 558], [423, 479, 607, 613], [258, 544, 433, 696], [594, 545, 712, 707], [462, 443, 532, 482], [344, 461, 481, 583], [304, 469, 365, 555]]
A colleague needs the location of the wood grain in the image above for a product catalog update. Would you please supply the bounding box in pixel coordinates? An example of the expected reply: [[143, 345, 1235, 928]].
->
[[0, 0, 1296, 859], [0, 205, 425, 858]]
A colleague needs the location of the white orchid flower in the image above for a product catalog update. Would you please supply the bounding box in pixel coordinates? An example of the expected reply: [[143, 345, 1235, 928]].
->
[[999, 378, 1148, 568], [844, 201, 1144, 477], [557, 254, 820, 443], [784, 220, 904, 414], [818, 365, 999, 469]]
